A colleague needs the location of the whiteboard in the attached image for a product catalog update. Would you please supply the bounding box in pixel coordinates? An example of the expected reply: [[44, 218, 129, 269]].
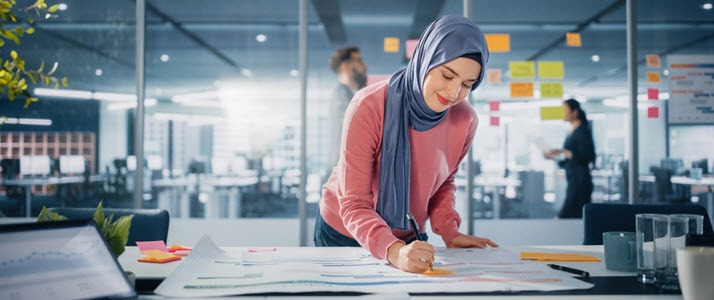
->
[[667, 55, 714, 124]]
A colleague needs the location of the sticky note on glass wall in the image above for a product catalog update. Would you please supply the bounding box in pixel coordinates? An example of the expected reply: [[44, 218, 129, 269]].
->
[[648, 107, 659, 118], [646, 55, 661, 68], [405, 39, 418, 59], [566, 32, 581, 47], [540, 106, 565, 120], [509, 61, 535, 79], [538, 61, 564, 79], [646, 71, 661, 83], [488, 100, 500, 111], [510, 82, 534, 98], [648, 88, 659, 100], [384, 37, 399, 53], [484, 34, 510, 52], [490, 116, 500, 126], [540, 82, 563, 98], [487, 69, 502, 83]]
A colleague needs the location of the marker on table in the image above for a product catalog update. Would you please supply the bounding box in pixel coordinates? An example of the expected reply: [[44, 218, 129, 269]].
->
[[547, 264, 590, 277], [406, 212, 433, 271]]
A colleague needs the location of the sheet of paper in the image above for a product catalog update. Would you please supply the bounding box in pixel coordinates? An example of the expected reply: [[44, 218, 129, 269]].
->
[[154, 236, 593, 297], [484, 34, 510, 52], [509, 61, 535, 79], [538, 61, 564, 79], [137, 241, 168, 253]]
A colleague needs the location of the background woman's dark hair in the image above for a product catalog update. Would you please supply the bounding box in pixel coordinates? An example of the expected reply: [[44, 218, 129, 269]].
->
[[564, 98, 589, 130]]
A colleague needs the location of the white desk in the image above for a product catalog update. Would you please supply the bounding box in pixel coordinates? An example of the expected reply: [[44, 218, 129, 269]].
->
[[119, 245, 682, 299], [670, 176, 714, 186]]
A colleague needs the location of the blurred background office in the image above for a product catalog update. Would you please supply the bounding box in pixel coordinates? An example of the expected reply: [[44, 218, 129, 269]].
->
[[1, 0, 712, 246]]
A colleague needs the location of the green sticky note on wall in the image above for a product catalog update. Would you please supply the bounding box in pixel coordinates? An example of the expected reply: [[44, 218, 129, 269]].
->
[[540, 82, 563, 98], [540, 106, 565, 120], [509, 61, 535, 79], [538, 61, 564, 79]]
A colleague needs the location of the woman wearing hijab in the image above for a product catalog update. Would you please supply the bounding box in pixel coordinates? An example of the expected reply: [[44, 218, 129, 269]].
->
[[315, 15, 498, 273], [545, 99, 596, 218]]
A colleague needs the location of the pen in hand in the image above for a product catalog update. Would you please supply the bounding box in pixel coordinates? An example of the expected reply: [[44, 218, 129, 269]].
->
[[406, 212, 433, 271]]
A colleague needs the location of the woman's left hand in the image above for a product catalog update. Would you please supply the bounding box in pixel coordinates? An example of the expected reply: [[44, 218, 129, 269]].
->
[[448, 234, 499, 248]]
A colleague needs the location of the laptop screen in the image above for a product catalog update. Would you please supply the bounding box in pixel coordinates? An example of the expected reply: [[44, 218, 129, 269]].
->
[[0, 220, 136, 300]]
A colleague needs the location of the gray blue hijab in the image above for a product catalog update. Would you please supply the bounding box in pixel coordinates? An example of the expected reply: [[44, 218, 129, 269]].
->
[[377, 15, 489, 230]]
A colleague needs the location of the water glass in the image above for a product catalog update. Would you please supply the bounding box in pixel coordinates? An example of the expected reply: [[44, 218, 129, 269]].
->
[[670, 214, 704, 236], [657, 216, 689, 290], [636, 213, 669, 283]]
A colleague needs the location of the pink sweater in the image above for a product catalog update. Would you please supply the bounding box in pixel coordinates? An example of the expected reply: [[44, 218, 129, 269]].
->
[[319, 80, 478, 260]]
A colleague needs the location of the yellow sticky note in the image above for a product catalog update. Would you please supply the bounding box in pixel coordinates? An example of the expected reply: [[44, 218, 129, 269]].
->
[[422, 268, 455, 276], [540, 106, 565, 120], [538, 61, 564, 79], [646, 55, 661, 68], [384, 37, 399, 53], [484, 34, 510, 52], [510, 82, 534, 98], [487, 69, 502, 84], [509, 61, 535, 79], [540, 82, 564, 98], [647, 71, 661, 83], [566, 32, 581, 47]]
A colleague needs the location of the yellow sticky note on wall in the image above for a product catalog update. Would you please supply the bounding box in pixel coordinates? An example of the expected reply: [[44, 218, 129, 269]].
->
[[384, 37, 399, 53], [646, 71, 661, 83], [484, 34, 510, 52], [538, 61, 564, 79], [509, 61, 535, 79], [540, 106, 565, 121], [540, 82, 564, 98], [510, 82, 534, 98], [566, 32, 581, 47]]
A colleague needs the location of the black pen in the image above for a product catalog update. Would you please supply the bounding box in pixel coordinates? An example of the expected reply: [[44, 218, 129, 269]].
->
[[547, 264, 590, 277], [406, 212, 432, 270]]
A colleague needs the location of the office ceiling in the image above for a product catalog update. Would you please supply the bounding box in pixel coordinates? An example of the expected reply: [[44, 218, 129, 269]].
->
[[7, 0, 714, 110]]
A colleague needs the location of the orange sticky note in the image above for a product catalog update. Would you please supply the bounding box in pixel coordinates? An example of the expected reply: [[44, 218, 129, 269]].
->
[[520, 251, 601, 262], [510, 82, 534, 98], [384, 37, 399, 53], [168, 244, 192, 252], [566, 32, 581, 47], [484, 34, 510, 52], [647, 71, 661, 83], [487, 69, 502, 83], [646, 55, 661, 68], [422, 268, 455, 276], [138, 250, 181, 263]]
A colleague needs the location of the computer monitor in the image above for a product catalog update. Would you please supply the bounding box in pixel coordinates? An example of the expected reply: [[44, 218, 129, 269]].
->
[[0, 220, 136, 299], [691, 159, 709, 175], [0, 158, 20, 179]]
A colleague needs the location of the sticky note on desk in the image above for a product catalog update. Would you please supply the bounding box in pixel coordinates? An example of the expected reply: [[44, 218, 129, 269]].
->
[[137, 241, 168, 253], [168, 244, 192, 252], [521, 251, 601, 262], [138, 250, 181, 263], [422, 268, 455, 276]]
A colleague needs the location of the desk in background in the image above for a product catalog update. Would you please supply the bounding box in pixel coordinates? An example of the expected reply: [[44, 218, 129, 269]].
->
[[0, 175, 107, 217]]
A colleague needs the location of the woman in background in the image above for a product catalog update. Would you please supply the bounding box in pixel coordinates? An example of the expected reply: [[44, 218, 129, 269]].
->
[[546, 99, 596, 218]]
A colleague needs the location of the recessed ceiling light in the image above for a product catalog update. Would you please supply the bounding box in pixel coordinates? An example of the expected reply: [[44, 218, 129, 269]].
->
[[591, 55, 600, 62], [703, 3, 712, 10], [663, 69, 670, 76], [95, 69, 103, 76], [160, 54, 170, 62], [58, 3, 68, 10], [290, 69, 299, 77], [256, 34, 267, 43], [242, 69, 253, 77]]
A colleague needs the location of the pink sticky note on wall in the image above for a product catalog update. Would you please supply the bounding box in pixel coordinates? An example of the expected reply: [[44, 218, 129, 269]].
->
[[488, 100, 500, 112], [647, 107, 659, 118], [648, 88, 659, 100], [405, 39, 418, 60], [136, 241, 168, 253], [367, 74, 391, 86]]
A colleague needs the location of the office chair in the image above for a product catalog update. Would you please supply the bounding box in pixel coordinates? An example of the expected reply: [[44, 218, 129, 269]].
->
[[48, 207, 170, 246], [651, 167, 688, 203], [582, 203, 714, 245]]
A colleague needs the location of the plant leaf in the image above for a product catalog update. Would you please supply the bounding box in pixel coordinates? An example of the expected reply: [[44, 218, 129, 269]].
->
[[108, 215, 133, 257], [93, 201, 105, 229]]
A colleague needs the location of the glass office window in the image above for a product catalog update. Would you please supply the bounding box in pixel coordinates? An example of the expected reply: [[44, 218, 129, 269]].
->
[[1, 0, 135, 217]]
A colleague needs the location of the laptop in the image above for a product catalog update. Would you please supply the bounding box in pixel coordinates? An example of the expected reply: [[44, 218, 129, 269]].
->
[[0, 220, 137, 300]]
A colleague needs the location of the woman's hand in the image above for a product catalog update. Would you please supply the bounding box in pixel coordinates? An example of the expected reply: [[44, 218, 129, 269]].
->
[[448, 234, 499, 248], [544, 149, 561, 159], [561, 149, 572, 159], [387, 241, 435, 273]]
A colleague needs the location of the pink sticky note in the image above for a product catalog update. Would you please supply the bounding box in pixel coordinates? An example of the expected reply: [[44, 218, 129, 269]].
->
[[490, 116, 500, 126], [488, 100, 500, 112], [647, 107, 659, 118], [136, 241, 168, 253], [173, 249, 191, 256], [248, 247, 277, 253], [405, 39, 418, 60], [367, 74, 391, 86], [648, 88, 659, 100]]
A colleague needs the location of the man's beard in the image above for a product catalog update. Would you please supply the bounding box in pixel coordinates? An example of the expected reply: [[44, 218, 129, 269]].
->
[[352, 69, 367, 89]]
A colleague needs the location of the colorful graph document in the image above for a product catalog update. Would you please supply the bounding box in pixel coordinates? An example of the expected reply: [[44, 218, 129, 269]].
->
[[154, 236, 593, 297]]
